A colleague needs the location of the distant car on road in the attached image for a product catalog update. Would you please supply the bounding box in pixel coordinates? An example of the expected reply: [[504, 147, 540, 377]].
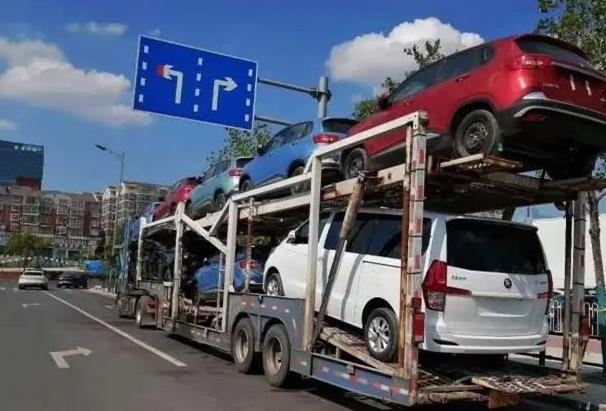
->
[[188, 157, 252, 219], [345, 33, 606, 179], [56, 272, 88, 289], [239, 118, 357, 194], [18, 269, 48, 290], [154, 177, 202, 220]]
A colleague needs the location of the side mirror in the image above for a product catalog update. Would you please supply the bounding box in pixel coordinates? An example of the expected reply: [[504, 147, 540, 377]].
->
[[377, 91, 390, 110], [286, 229, 297, 243]]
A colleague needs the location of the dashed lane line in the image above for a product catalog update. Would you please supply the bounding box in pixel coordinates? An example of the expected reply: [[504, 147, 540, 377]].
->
[[43, 291, 186, 368]]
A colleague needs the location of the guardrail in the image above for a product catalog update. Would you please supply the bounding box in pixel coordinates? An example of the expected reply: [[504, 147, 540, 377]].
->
[[549, 299, 601, 338]]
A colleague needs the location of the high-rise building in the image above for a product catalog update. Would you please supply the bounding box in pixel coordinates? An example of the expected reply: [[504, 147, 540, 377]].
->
[[0, 186, 101, 258], [101, 181, 168, 242], [0, 139, 44, 190]]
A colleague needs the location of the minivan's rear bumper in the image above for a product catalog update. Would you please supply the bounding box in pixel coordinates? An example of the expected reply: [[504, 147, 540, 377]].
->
[[423, 324, 549, 354]]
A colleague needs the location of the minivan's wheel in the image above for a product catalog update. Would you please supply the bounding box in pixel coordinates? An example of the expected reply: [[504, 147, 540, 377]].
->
[[364, 307, 397, 362], [232, 317, 258, 374], [453, 109, 500, 158], [265, 272, 284, 296], [214, 192, 227, 211], [240, 179, 252, 193], [289, 165, 308, 195], [343, 148, 368, 179], [262, 324, 293, 387]]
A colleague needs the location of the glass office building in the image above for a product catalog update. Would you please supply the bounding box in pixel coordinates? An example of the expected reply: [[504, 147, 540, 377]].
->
[[0, 139, 44, 189]]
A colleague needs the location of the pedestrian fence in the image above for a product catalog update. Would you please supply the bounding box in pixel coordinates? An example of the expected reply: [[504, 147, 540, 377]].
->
[[549, 299, 601, 338]]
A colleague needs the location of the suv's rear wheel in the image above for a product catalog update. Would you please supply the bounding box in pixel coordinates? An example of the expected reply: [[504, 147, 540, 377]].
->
[[240, 179, 252, 193], [214, 192, 226, 212], [454, 109, 500, 158], [343, 148, 368, 179], [289, 165, 308, 195], [364, 307, 397, 362]]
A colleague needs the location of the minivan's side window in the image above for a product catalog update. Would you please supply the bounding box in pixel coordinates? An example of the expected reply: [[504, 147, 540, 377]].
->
[[390, 62, 443, 104], [294, 213, 330, 243], [324, 213, 373, 253]]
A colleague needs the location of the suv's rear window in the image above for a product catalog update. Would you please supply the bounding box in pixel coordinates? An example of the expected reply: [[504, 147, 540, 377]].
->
[[236, 158, 252, 168], [446, 219, 546, 274], [516, 38, 591, 67], [322, 118, 358, 134]]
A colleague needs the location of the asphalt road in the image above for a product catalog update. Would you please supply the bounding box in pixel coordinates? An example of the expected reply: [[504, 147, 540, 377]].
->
[[0, 279, 594, 411]]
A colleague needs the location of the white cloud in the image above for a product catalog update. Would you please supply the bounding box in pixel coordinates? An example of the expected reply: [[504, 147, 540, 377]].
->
[[0, 118, 17, 130], [0, 37, 151, 127], [327, 17, 484, 87], [66, 22, 127, 36], [147, 28, 162, 37]]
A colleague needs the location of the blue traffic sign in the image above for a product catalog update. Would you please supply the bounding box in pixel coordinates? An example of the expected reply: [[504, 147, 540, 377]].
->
[[133, 36, 257, 130]]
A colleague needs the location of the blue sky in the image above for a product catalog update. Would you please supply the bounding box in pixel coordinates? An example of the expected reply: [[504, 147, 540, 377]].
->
[[0, 0, 542, 194]]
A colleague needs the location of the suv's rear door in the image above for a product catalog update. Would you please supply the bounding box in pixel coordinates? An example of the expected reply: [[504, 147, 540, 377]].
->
[[443, 218, 549, 337]]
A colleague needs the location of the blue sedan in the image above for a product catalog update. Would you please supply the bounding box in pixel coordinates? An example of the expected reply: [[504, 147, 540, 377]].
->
[[239, 118, 357, 194], [190, 254, 264, 296]]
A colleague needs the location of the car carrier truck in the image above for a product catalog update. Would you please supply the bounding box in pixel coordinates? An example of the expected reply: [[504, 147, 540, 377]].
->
[[115, 111, 600, 408]]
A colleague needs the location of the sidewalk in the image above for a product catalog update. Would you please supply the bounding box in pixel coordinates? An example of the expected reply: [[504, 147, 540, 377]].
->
[[86, 286, 117, 299], [547, 334, 603, 365]]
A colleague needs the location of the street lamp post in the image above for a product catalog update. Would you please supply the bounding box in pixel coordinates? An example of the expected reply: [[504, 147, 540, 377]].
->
[[95, 144, 125, 292]]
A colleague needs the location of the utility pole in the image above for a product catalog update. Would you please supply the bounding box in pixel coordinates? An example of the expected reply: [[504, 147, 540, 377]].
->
[[95, 144, 125, 292]]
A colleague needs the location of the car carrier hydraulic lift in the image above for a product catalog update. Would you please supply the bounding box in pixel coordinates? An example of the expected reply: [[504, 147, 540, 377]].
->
[[116, 111, 601, 408]]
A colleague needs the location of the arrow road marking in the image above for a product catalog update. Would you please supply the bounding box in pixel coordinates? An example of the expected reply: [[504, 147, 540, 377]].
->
[[43, 291, 186, 367], [50, 347, 92, 369], [156, 64, 184, 104], [212, 76, 237, 111], [22, 302, 41, 308]]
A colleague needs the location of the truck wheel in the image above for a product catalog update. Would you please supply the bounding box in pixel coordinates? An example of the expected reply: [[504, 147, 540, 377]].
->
[[232, 317, 259, 374], [364, 307, 397, 362], [453, 109, 500, 158], [136, 297, 154, 329], [262, 324, 293, 387]]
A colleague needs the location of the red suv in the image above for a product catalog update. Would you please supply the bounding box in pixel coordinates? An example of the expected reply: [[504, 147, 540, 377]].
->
[[153, 176, 202, 220], [344, 34, 606, 178]]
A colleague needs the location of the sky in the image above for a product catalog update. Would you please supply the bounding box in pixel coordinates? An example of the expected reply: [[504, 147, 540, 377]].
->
[[0, 0, 543, 195]]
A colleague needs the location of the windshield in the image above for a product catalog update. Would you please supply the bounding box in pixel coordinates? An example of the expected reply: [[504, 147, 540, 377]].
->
[[446, 219, 546, 274]]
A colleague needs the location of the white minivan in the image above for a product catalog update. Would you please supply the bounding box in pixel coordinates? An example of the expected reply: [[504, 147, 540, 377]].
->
[[263, 208, 552, 361]]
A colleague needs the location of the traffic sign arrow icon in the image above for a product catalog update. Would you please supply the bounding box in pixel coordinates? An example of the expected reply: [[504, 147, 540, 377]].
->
[[212, 76, 238, 111], [50, 346, 92, 369], [156, 64, 184, 104]]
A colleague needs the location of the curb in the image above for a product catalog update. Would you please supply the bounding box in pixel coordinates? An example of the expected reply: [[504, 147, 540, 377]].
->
[[86, 288, 117, 299], [527, 396, 606, 410]]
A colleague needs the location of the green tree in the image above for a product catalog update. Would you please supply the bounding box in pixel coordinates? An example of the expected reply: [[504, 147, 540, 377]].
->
[[207, 122, 272, 164], [352, 40, 444, 120], [6, 233, 51, 270], [537, 0, 606, 291]]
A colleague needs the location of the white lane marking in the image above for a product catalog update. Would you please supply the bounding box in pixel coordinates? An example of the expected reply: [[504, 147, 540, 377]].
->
[[22, 302, 41, 308], [50, 347, 92, 369], [43, 291, 186, 367], [0, 286, 6, 291], [104, 305, 114, 309], [62, 289, 74, 294]]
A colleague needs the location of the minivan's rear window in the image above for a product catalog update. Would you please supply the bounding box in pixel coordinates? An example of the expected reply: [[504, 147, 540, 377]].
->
[[446, 219, 546, 274], [516, 38, 591, 67]]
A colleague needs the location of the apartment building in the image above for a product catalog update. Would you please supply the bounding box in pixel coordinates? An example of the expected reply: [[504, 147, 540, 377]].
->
[[0, 186, 101, 258]]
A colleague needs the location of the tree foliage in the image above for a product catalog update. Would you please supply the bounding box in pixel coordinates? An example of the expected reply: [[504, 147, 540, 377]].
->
[[206, 123, 272, 165], [352, 40, 444, 120], [6, 233, 51, 269], [537, 0, 606, 71]]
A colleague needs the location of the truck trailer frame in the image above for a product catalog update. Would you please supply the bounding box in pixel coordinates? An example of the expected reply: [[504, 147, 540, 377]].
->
[[116, 111, 601, 408]]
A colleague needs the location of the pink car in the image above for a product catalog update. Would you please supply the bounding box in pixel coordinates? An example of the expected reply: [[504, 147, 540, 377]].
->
[[153, 176, 201, 220]]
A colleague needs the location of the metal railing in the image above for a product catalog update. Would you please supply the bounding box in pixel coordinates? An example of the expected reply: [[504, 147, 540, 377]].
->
[[549, 299, 601, 337]]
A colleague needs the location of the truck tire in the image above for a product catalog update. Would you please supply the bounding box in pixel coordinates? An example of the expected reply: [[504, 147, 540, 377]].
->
[[364, 307, 397, 362], [232, 317, 259, 374], [136, 297, 154, 329], [262, 324, 293, 387]]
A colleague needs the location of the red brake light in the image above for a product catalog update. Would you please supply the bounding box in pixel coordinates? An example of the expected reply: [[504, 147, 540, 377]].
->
[[412, 296, 425, 343], [313, 133, 340, 144], [508, 54, 552, 70], [229, 168, 243, 177], [422, 260, 470, 311], [239, 259, 260, 269]]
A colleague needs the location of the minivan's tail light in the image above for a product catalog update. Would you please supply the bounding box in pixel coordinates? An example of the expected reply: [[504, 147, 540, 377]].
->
[[229, 168, 243, 177], [313, 133, 340, 144], [412, 296, 425, 343], [538, 270, 553, 314], [422, 260, 470, 311], [508, 54, 552, 70], [239, 259, 260, 269]]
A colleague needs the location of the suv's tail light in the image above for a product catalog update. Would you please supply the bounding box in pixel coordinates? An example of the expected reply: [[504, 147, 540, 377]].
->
[[239, 259, 260, 269], [508, 54, 552, 70], [229, 168, 243, 177], [422, 260, 470, 311], [313, 133, 340, 144]]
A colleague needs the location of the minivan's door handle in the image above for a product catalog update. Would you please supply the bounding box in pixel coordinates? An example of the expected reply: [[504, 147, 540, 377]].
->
[[455, 74, 470, 82]]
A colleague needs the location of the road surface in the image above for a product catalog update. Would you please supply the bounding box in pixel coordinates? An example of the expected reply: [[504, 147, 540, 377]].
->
[[0, 279, 598, 411]]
